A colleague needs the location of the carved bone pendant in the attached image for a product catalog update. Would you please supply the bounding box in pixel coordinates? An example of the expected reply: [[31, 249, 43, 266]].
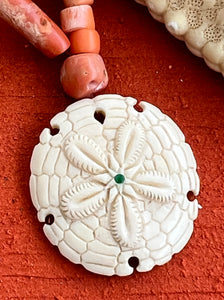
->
[[30, 95, 200, 276]]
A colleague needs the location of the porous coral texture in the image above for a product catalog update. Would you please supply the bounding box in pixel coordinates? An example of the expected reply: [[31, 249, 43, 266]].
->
[[138, 0, 224, 74]]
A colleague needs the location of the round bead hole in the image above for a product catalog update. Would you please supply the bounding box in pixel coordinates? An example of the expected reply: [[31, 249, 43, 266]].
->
[[128, 256, 139, 269], [45, 214, 54, 225]]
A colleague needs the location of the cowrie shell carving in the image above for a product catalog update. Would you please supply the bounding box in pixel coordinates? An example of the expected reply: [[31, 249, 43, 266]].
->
[[30, 95, 200, 276], [136, 0, 224, 75]]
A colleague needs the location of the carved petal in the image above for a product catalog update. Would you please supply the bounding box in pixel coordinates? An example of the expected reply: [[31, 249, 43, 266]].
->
[[133, 171, 176, 203], [60, 181, 107, 219], [110, 194, 142, 247], [115, 120, 145, 168], [64, 133, 108, 174]]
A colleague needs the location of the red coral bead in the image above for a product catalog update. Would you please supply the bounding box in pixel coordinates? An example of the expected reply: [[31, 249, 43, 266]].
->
[[60, 5, 95, 33], [60, 54, 108, 99], [0, 0, 70, 58], [70, 29, 100, 54]]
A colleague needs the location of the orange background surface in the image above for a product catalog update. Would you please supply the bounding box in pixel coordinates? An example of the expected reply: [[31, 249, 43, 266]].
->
[[0, 0, 224, 299]]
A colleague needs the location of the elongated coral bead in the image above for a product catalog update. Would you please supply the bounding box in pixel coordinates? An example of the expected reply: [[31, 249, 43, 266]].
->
[[63, 0, 94, 7], [60, 54, 108, 99], [70, 29, 100, 54], [0, 0, 70, 58], [60, 5, 95, 33]]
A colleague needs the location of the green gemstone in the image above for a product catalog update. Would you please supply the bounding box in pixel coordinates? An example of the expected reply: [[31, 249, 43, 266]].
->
[[114, 174, 125, 184]]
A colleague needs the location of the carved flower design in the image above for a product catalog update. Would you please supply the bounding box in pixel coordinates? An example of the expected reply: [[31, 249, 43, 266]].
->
[[60, 120, 176, 247]]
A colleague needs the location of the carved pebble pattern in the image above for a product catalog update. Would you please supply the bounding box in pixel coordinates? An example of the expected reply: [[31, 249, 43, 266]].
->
[[30, 95, 200, 276], [136, 0, 224, 75]]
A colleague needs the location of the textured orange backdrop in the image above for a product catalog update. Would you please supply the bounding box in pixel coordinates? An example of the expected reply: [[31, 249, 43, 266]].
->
[[0, 0, 224, 299]]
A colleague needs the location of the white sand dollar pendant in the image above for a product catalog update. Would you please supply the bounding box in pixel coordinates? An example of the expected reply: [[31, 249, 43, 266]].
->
[[30, 94, 200, 276]]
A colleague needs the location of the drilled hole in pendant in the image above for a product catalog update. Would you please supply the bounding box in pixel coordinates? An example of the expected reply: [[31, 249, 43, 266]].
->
[[133, 103, 143, 113], [50, 127, 60, 136], [187, 191, 196, 201], [94, 110, 105, 124], [45, 214, 54, 225], [128, 256, 139, 269]]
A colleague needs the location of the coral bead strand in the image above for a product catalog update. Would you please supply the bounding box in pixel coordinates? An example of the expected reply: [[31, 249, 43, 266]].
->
[[60, 1, 108, 99]]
